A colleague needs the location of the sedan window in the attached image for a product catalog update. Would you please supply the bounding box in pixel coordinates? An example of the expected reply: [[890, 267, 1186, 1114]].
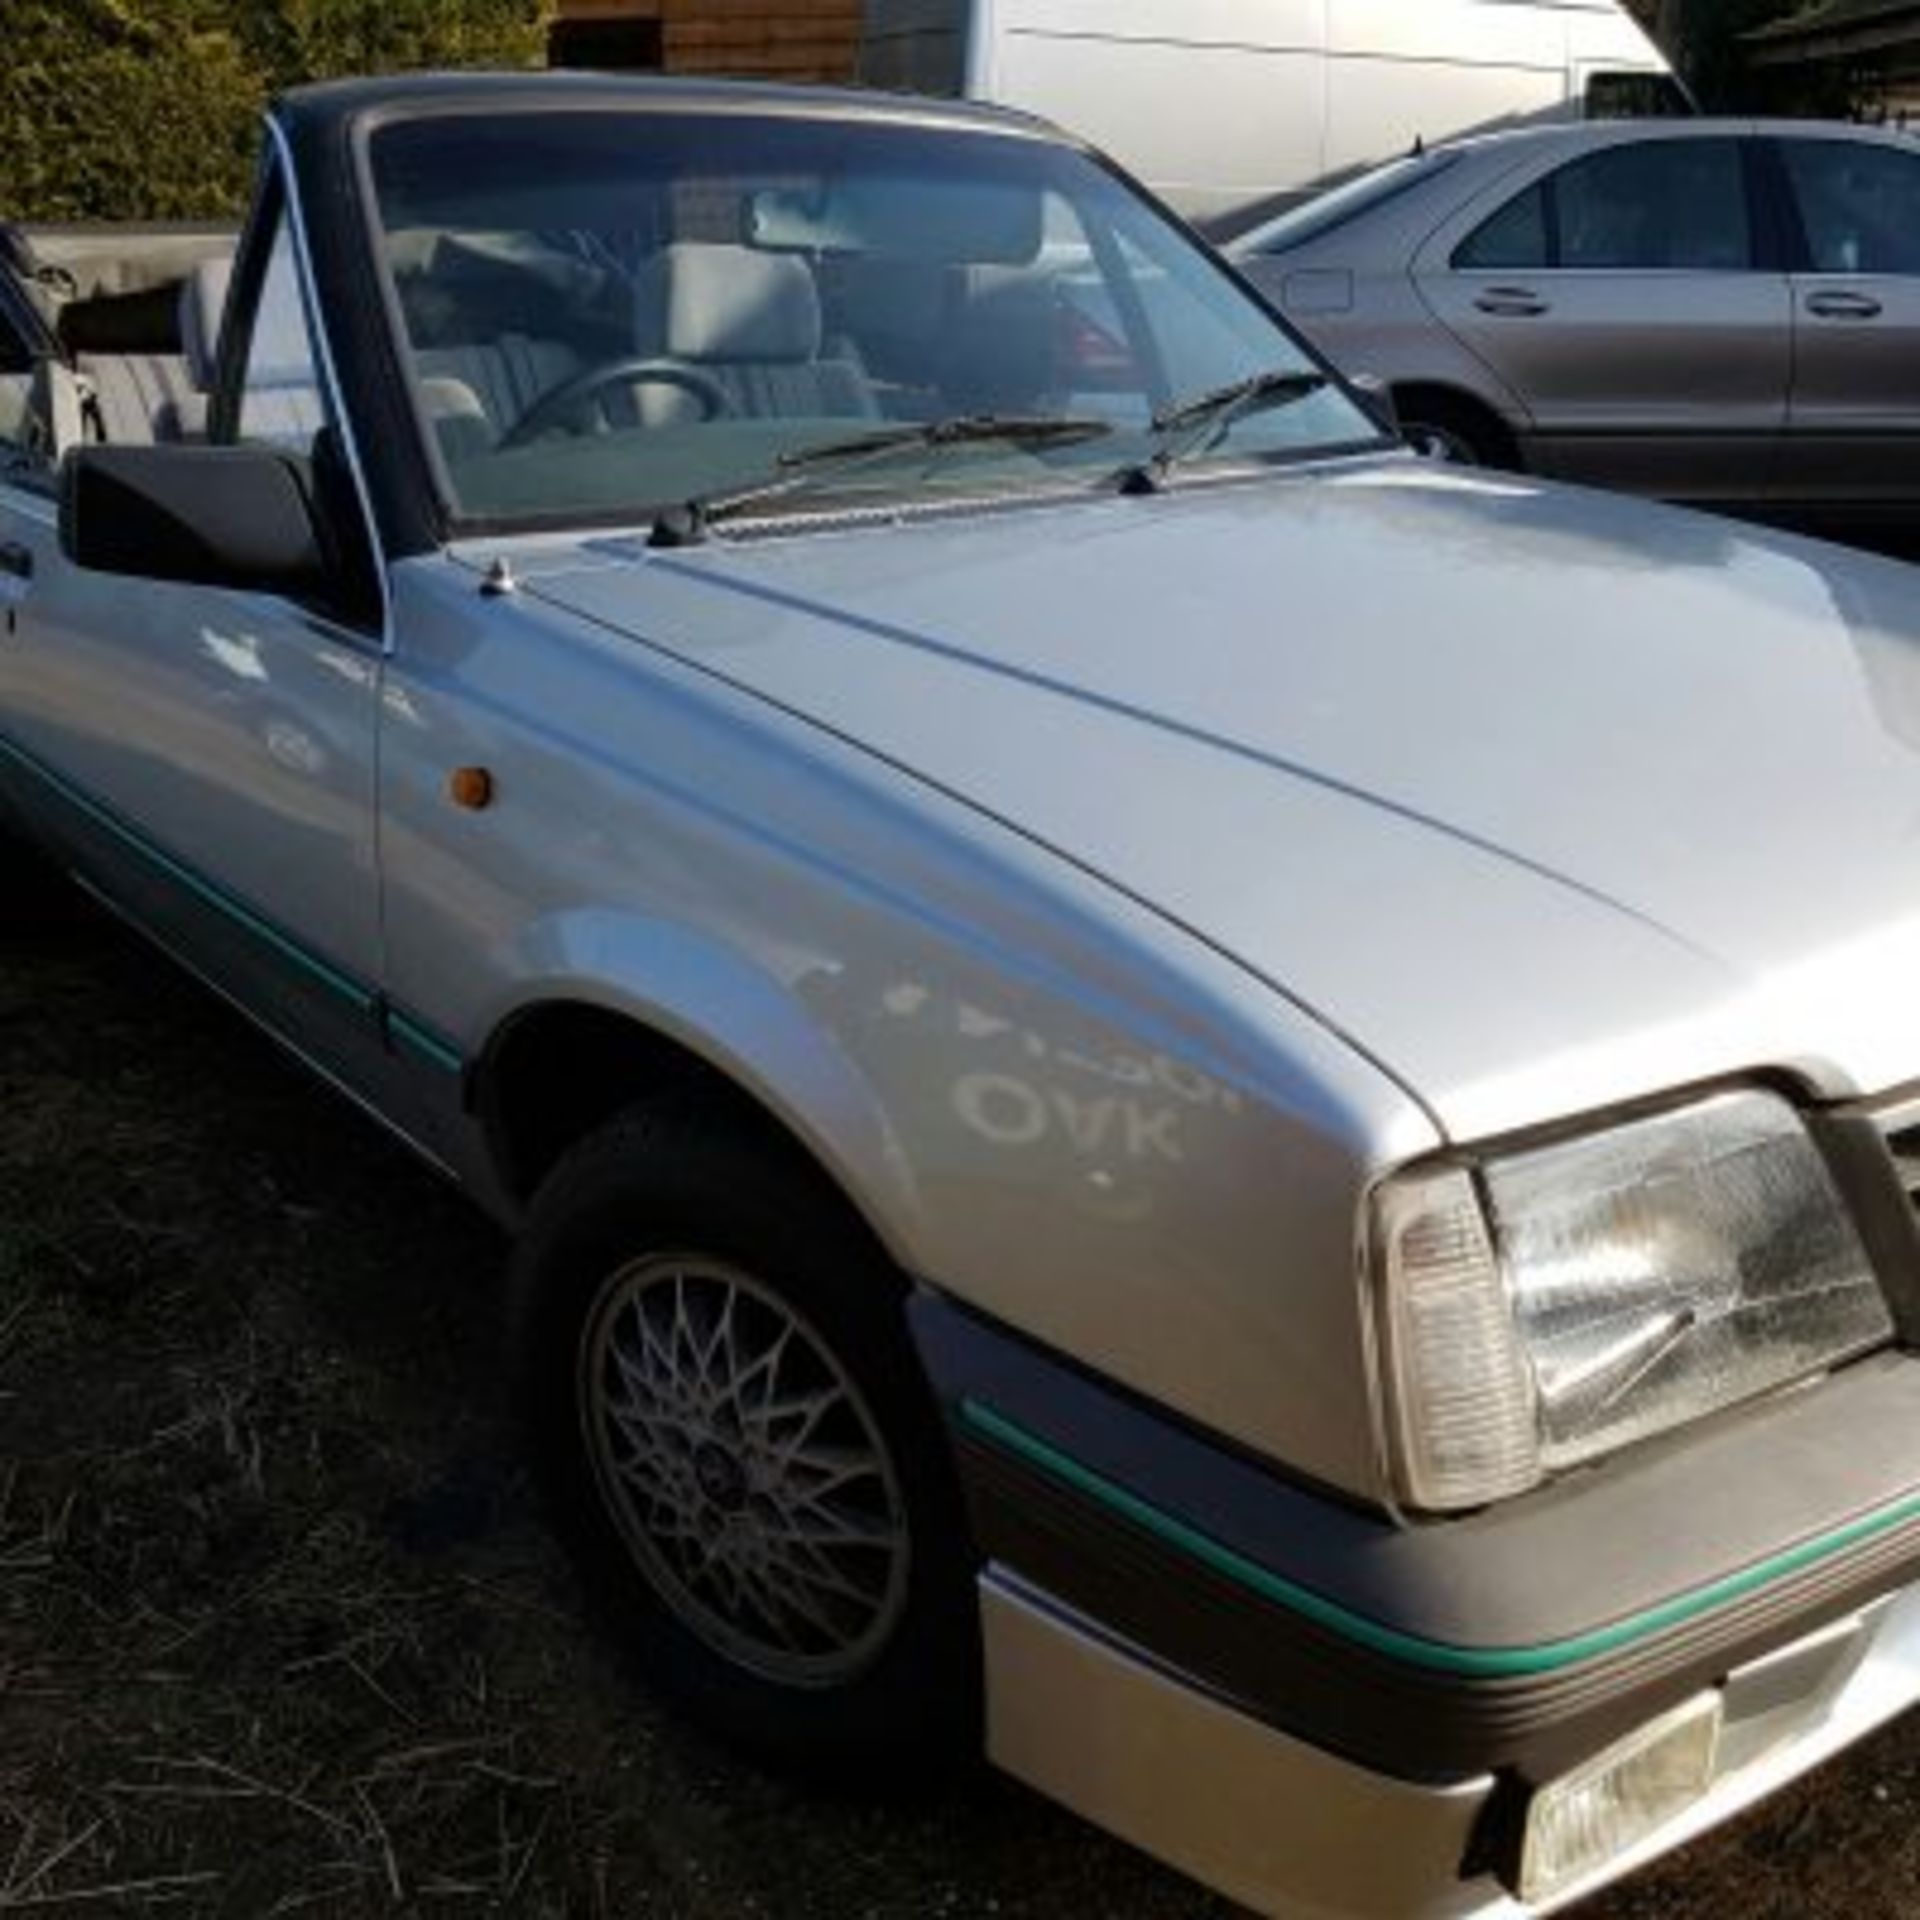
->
[[1235, 150, 1463, 258], [1453, 139, 1751, 273], [1559, 141, 1749, 270], [1454, 182, 1549, 270], [1781, 139, 1920, 275]]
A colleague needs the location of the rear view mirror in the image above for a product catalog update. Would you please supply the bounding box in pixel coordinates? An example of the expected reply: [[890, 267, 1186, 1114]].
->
[[747, 176, 1043, 265], [60, 444, 330, 602]]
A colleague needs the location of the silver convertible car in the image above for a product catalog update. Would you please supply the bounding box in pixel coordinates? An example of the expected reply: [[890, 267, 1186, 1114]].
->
[[11, 71, 1920, 1919]]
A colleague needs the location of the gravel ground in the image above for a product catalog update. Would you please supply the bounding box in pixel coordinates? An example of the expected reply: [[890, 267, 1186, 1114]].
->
[[11, 494, 1920, 1920]]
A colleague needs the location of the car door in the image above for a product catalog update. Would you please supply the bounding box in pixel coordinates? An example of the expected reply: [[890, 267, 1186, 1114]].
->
[[0, 167, 389, 1090], [1771, 132, 1920, 507], [1413, 131, 1791, 502]]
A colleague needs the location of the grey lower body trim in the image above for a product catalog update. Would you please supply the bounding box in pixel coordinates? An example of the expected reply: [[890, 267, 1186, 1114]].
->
[[1, 725, 480, 1182], [959, 1404, 1920, 1779], [980, 1572, 1501, 1920], [985, 1569, 1920, 1919], [915, 1294, 1920, 1684], [63, 868, 462, 1187]]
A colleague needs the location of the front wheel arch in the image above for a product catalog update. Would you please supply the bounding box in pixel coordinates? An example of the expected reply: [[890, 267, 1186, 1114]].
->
[[472, 990, 913, 1263]]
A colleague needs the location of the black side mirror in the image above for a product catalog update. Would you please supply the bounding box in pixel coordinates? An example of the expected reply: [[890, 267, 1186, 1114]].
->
[[60, 443, 331, 603]]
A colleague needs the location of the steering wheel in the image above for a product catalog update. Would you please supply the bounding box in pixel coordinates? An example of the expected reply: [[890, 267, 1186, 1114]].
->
[[498, 357, 732, 449]]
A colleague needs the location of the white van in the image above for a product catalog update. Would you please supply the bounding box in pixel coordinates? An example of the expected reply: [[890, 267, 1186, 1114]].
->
[[859, 0, 1686, 232]]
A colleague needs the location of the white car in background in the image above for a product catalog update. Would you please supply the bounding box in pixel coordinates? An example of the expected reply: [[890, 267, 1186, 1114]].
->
[[1231, 117, 1920, 516], [859, 0, 1684, 232]]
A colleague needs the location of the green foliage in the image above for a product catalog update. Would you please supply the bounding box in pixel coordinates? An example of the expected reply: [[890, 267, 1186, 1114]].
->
[[0, 0, 260, 221], [0, 0, 550, 224], [240, 0, 555, 95]]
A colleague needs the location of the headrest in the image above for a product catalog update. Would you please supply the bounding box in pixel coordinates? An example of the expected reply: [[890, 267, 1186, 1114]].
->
[[418, 375, 492, 461], [388, 230, 604, 349], [418, 374, 488, 424], [58, 282, 181, 355], [180, 255, 234, 391], [634, 243, 821, 364]]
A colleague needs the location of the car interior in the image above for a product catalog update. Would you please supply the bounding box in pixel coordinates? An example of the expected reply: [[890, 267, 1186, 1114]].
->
[[365, 179, 1143, 521], [0, 224, 236, 464], [0, 141, 1336, 529], [0, 206, 1135, 530], [383, 229, 1086, 451], [389, 230, 891, 454]]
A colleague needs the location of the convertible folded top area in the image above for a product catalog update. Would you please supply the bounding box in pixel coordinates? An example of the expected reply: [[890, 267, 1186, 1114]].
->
[[0, 221, 235, 453]]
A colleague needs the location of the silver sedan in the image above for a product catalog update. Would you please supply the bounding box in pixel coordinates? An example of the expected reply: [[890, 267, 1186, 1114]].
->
[[1229, 117, 1920, 514]]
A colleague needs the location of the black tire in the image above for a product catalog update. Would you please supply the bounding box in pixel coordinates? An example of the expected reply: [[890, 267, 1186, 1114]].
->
[[1397, 393, 1516, 470], [513, 1096, 980, 1784]]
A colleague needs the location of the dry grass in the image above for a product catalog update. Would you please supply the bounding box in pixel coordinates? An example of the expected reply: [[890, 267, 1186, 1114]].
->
[[0, 885, 1218, 1918], [5, 880, 1920, 1918]]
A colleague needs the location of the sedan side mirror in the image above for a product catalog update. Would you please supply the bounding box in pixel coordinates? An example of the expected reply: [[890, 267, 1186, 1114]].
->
[[60, 443, 331, 604]]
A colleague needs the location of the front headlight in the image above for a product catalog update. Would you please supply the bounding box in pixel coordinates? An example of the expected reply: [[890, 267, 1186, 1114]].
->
[[1372, 1089, 1894, 1512]]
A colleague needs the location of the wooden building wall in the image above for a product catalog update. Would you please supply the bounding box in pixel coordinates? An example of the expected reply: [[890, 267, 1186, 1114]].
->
[[553, 0, 863, 85]]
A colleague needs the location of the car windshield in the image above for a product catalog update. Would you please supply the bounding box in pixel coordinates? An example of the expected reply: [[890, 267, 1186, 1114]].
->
[[365, 109, 1382, 530]]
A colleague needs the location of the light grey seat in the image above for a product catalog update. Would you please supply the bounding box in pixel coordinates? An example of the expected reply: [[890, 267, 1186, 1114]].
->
[[179, 254, 231, 393], [191, 253, 329, 449], [75, 352, 203, 445], [936, 265, 1069, 418], [415, 375, 494, 460], [74, 254, 233, 445], [630, 243, 879, 424], [386, 228, 593, 446], [22, 360, 88, 462], [0, 374, 29, 448], [415, 336, 583, 442]]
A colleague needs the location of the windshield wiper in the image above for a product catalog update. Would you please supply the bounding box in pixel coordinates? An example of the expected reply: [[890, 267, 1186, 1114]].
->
[[1121, 369, 1333, 492], [649, 414, 1115, 546]]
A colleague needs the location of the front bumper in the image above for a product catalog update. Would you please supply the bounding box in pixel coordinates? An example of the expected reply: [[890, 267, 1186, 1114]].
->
[[914, 1297, 1920, 1915], [983, 1566, 1920, 1918]]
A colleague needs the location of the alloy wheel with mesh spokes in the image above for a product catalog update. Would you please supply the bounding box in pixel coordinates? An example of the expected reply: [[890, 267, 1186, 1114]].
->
[[578, 1253, 913, 1688]]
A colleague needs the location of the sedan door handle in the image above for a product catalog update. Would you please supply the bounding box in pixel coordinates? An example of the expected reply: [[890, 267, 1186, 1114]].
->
[[1473, 287, 1550, 318], [0, 542, 33, 581], [1805, 290, 1883, 320]]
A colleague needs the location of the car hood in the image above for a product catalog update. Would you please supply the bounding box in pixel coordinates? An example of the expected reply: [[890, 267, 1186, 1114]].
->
[[519, 461, 1920, 1142]]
